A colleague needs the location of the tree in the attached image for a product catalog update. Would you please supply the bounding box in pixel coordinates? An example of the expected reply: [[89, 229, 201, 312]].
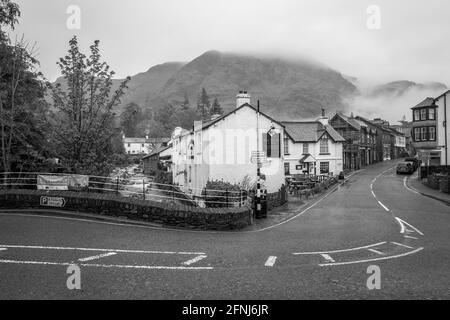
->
[[197, 88, 210, 120], [119, 102, 142, 137], [0, 1, 50, 173], [154, 103, 175, 133], [47, 36, 130, 176], [210, 97, 223, 115], [181, 92, 189, 110]]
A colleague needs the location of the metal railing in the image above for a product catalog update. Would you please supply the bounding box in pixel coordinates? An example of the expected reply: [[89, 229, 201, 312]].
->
[[0, 172, 247, 207]]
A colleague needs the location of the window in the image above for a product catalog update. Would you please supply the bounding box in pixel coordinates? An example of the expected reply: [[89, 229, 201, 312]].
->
[[420, 109, 427, 120], [414, 110, 420, 121], [128, 143, 131, 147], [320, 162, 329, 174], [414, 128, 420, 141], [296, 165, 303, 170], [284, 163, 290, 175], [284, 137, 289, 155], [142, 144, 145, 147], [428, 108, 435, 120], [320, 135, 329, 154], [429, 126, 436, 141], [303, 143, 309, 155], [263, 132, 280, 158], [421, 127, 427, 141]]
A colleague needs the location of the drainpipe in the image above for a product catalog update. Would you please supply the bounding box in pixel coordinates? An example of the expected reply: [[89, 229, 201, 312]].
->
[[444, 94, 448, 165]]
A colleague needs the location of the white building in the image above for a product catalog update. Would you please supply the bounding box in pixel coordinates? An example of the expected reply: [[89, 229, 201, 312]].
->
[[282, 113, 345, 176], [435, 90, 450, 166], [171, 91, 286, 199], [123, 135, 170, 155]]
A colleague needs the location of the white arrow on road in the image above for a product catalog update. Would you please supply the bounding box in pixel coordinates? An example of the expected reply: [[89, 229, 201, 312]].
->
[[183, 255, 207, 266]]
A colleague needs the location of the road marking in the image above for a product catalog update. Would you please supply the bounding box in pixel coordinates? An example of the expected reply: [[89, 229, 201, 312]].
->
[[78, 252, 117, 262], [319, 247, 424, 267], [391, 242, 414, 249], [320, 254, 335, 263], [377, 200, 389, 212], [0, 248, 6, 251], [293, 242, 386, 255], [403, 177, 419, 194], [264, 256, 277, 267], [182, 255, 207, 266], [0, 259, 213, 270], [394, 217, 424, 236], [0, 244, 205, 255], [404, 235, 418, 240], [368, 248, 385, 255]]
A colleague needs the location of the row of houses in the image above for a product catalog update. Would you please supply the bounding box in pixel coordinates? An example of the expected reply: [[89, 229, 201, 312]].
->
[[141, 91, 407, 200]]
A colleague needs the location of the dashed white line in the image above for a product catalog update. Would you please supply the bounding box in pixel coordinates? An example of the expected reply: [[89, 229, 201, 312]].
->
[[368, 248, 385, 255], [320, 254, 335, 263], [0, 248, 6, 251], [264, 256, 277, 267], [0, 259, 213, 270], [182, 255, 207, 266], [377, 200, 390, 212], [404, 235, 418, 240], [78, 252, 117, 262], [319, 247, 424, 267], [391, 242, 414, 249], [0, 244, 205, 255]]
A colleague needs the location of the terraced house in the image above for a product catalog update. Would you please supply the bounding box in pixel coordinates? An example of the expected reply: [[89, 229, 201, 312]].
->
[[411, 97, 440, 165], [329, 113, 377, 170], [282, 111, 345, 177]]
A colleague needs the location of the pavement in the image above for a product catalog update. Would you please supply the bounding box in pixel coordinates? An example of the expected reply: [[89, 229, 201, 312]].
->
[[406, 171, 450, 206], [0, 160, 449, 299]]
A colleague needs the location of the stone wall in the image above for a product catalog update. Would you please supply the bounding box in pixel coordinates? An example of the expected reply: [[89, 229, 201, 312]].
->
[[0, 189, 253, 230]]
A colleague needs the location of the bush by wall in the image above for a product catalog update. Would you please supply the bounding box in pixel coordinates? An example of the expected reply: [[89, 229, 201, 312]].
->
[[0, 189, 252, 230]]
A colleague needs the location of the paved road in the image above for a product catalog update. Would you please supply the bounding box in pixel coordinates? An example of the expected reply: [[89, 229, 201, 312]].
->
[[0, 161, 449, 299]]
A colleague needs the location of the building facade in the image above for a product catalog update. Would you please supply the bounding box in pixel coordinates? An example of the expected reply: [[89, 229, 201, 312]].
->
[[435, 90, 450, 166], [282, 114, 345, 177], [330, 113, 377, 170], [171, 93, 285, 200], [411, 97, 440, 166]]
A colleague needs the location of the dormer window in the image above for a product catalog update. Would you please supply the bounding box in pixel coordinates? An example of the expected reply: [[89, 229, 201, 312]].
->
[[320, 134, 329, 154]]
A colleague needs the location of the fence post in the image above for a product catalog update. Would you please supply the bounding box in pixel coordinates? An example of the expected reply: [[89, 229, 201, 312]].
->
[[172, 188, 175, 202], [239, 190, 242, 207], [226, 189, 229, 207], [204, 187, 207, 206], [116, 177, 119, 196], [142, 179, 145, 200]]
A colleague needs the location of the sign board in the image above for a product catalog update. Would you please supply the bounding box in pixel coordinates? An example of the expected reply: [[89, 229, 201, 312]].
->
[[40, 196, 66, 208], [250, 151, 267, 163], [37, 174, 88, 191]]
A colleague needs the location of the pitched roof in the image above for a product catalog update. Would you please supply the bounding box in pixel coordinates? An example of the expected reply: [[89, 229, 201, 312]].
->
[[411, 97, 435, 109], [123, 137, 170, 144], [333, 113, 362, 130], [282, 121, 345, 142], [123, 137, 146, 144], [177, 103, 285, 138]]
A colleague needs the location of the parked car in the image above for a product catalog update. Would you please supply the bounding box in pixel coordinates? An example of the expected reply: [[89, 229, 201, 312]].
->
[[404, 157, 419, 171], [396, 162, 414, 174]]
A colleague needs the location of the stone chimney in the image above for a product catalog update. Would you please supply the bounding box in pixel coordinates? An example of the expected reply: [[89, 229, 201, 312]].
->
[[318, 108, 329, 125], [236, 90, 251, 108]]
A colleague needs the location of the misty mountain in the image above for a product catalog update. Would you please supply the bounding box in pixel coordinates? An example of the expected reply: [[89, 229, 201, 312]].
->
[[102, 51, 358, 119], [367, 80, 448, 98]]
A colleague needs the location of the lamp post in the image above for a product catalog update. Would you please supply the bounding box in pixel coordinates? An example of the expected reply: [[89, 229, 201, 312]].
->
[[256, 100, 261, 219]]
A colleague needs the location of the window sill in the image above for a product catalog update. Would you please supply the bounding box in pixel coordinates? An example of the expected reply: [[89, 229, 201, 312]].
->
[[319, 153, 331, 155]]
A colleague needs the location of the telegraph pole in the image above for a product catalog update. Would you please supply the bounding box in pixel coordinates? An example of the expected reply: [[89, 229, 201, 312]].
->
[[256, 100, 261, 218]]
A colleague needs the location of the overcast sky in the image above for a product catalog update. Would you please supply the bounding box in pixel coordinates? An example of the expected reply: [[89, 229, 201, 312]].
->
[[10, 0, 450, 85]]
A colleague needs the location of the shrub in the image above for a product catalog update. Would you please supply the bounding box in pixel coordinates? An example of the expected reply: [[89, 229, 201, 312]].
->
[[203, 180, 242, 208]]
